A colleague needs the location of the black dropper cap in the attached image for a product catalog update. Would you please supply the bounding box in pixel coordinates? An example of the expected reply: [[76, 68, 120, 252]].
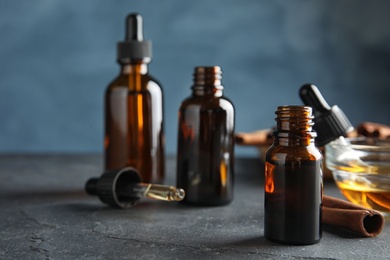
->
[[117, 13, 152, 64], [299, 84, 353, 146], [85, 167, 142, 209]]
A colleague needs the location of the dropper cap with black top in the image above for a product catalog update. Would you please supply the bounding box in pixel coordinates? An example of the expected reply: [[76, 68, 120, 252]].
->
[[117, 13, 152, 64], [299, 84, 353, 146], [85, 167, 185, 209]]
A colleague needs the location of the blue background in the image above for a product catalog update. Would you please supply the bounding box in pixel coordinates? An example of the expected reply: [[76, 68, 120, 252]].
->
[[1, 0, 390, 156]]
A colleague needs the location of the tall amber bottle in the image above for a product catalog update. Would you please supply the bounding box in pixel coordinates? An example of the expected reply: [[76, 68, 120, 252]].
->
[[264, 106, 322, 245], [176, 66, 235, 206], [104, 13, 164, 183]]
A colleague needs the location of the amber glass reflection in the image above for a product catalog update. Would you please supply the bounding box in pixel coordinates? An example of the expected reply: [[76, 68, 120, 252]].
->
[[105, 63, 164, 183], [176, 66, 235, 206], [264, 106, 323, 245]]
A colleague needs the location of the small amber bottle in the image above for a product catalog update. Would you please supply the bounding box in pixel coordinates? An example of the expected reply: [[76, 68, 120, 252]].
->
[[264, 105, 322, 245], [176, 66, 235, 206], [104, 13, 164, 183]]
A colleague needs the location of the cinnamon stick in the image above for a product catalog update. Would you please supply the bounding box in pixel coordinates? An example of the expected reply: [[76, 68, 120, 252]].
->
[[322, 195, 385, 237], [236, 122, 390, 146], [355, 122, 390, 139], [235, 129, 273, 146]]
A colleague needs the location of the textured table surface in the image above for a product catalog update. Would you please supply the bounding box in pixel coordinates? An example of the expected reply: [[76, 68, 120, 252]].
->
[[0, 154, 389, 259]]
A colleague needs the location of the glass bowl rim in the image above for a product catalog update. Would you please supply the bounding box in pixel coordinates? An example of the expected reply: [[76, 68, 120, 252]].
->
[[327, 137, 390, 152]]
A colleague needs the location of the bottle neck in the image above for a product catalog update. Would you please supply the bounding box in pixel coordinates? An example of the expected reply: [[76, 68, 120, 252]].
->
[[120, 62, 148, 75], [191, 66, 224, 97], [192, 85, 224, 97], [273, 106, 317, 146]]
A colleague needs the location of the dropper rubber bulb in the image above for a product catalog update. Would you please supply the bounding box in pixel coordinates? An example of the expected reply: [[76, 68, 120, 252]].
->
[[126, 13, 143, 41], [299, 84, 353, 146], [299, 84, 331, 113]]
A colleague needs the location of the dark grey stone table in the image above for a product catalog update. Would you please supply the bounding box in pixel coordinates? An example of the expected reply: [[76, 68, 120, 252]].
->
[[0, 154, 389, 259]]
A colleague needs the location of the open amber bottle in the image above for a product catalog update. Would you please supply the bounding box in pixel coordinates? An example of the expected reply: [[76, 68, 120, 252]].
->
[[264, 105, 323, 245], [176, 66, 235, 206], [104, 13, 164, 183]]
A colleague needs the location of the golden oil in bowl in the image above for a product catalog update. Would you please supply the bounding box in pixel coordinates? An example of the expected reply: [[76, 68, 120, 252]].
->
[[326, 138, 390, 215]]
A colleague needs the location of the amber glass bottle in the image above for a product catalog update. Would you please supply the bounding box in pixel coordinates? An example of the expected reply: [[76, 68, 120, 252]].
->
[[104, 13, 164, 183], [264, 106, 322, 245], [176, 66, 235, 206]]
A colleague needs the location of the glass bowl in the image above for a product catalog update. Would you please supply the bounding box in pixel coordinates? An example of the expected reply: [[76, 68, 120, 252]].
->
[[326, 137, 390, 216]]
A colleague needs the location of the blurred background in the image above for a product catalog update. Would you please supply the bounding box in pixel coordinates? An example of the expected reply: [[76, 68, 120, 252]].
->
[[1, 0, 389, 157]]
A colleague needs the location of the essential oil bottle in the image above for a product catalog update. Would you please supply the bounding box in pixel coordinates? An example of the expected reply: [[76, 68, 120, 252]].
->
[[176, 66, 235, 206], [104, 13, 164, 183], [264, 105, 322, 245]]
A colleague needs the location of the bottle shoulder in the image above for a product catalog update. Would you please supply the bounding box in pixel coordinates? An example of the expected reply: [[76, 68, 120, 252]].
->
[[179, 95, 234, 111], [266, 144, 323, 163], [106, 73, 163, 92], [144, 73, 162, 86]]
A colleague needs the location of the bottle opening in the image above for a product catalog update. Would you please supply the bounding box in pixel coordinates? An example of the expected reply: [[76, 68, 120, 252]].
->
[[274, 105, 317, 140], [193, 66, 222, 86]]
